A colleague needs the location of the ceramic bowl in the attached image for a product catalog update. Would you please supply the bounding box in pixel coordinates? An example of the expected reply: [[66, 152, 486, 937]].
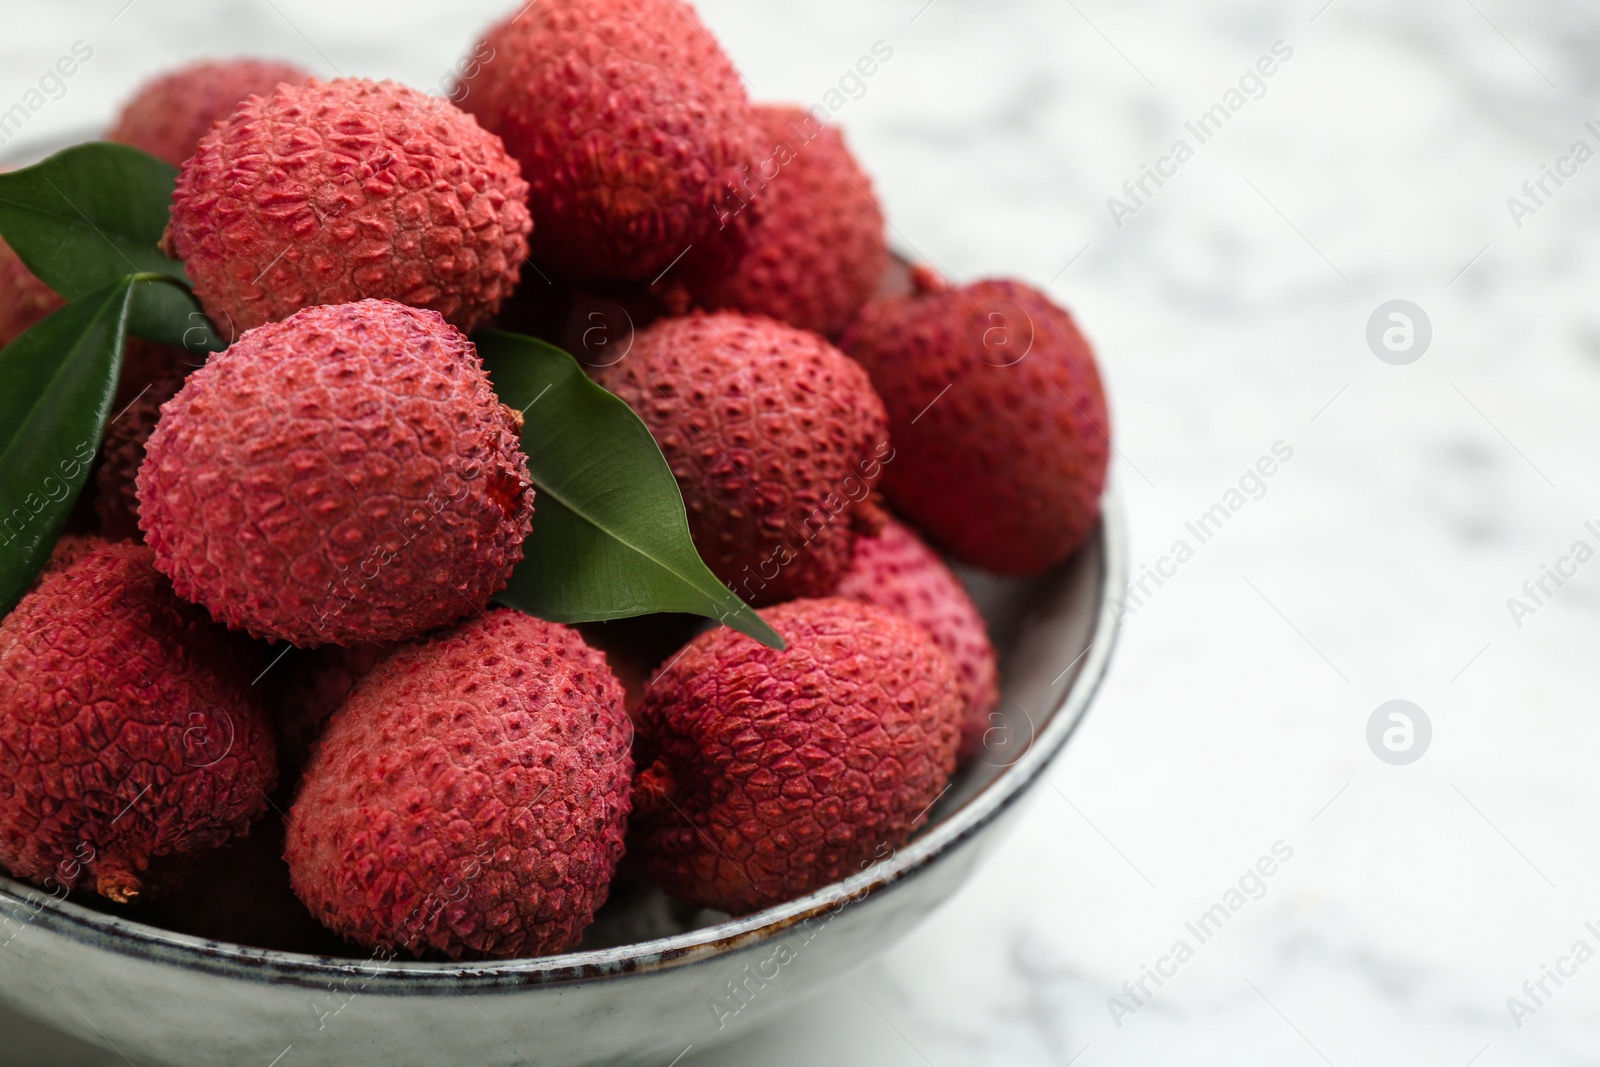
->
[[0, 131, 1125, 1067]]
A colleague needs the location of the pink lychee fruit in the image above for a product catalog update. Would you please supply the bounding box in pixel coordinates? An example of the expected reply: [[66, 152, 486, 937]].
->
[[137, 299, 534, 648], [285, 609, 633, 959], [165, 78, 532, 333]]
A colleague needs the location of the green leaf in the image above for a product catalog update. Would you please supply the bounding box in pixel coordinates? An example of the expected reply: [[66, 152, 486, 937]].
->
[[128, 275, 227, 354], [477, 330, 783, 650], [0, 278, 137, 615], [0, 143, 186, 301]]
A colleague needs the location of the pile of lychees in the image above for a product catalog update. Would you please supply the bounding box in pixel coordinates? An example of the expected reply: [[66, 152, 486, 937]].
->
[[0, 0, 1108, 961]]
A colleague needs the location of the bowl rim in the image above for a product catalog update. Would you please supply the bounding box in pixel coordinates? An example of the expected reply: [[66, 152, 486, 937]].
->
[[0, 486, 1125, 991]]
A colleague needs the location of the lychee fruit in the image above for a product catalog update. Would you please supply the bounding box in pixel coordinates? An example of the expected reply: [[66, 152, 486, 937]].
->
[[631, 597, 961, 915], [137, 299, 534, 648], [0, 542, 277, 903], [165, 78, 532, 334], [271, 643, 388, 782], [284, 609, 633, 959], [0, 237, 62, 346], [837, 517, 1000, 762], [688, 106, 887, 338], [594, 312, 891, 605], [26, 534, 109, 595], [107, 58, 313, 168], [457, 0, 761, 282], [46, 532, 106, 569], [841, 273, 1110, 575], [95, 369, 186, 542]]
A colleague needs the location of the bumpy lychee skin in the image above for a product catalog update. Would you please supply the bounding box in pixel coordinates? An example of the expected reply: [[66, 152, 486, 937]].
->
[[137, 299, 534, 648], [285, 610, 633, 960], [0, 543, 276, 904], [689, 106, 887, 338], [633, 597, 961, 915], [166, 78, 531, 333], [107, 59, 313, 167], [841, 273, 1110, 576], [595, 312, 890, 605], [457, 0, 760, 282], [45, 533, 106, 570], [271, 643, 388, 782], [837, 517, 1000, 762], [95, 369, 186, 542], [25, 534, 109, 596]]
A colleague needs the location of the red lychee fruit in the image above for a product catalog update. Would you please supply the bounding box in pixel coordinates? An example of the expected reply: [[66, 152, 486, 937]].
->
[[95, 369, 186, 542], [25, 534, 109, 595], [107, 58, 313, 167], [841, 273, 1110, 575], [594, 312, 891, 606], [0, 238, 62, 346], [271, 643, 388, 782], [46, 532, 105, 567], [165, 78, 532, 334], [0, 543, 277, 904], [837, 517, 1000, 762], [632, 597, 961, 915], [457, 0, 761, 282], [284, 609, 633, 959], [137, 299, 534, 648], [689, 106, 887, 338]]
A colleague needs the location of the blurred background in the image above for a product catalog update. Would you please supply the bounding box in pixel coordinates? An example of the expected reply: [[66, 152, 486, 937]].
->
[[3, 0, 1599, 1063]]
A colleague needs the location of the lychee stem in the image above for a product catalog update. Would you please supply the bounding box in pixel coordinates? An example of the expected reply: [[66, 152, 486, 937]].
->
[[95, 857, 146, 904], [632, 758, 680, 817]]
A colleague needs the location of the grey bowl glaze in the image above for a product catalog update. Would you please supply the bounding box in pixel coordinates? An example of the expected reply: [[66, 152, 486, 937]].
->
[[0, 495, 1122, 1067], [0, 129, 1125, 1067]]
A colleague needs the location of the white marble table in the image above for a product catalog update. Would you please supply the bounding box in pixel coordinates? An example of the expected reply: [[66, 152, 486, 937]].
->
[[3, 0, 1599, 1063]]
